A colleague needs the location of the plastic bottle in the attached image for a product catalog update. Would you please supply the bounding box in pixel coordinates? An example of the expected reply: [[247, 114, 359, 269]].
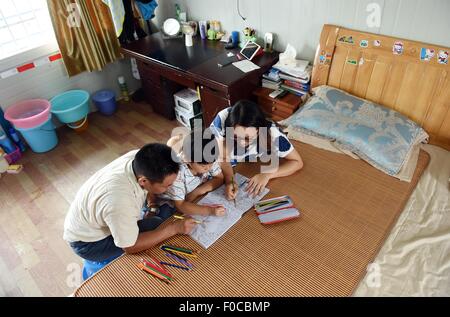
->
[[175, 4, 181, 21], [9, 127, 26, 152], [0, 107, 14, 140], [118, 76, 130, 102], [0, 131, 16, 154]]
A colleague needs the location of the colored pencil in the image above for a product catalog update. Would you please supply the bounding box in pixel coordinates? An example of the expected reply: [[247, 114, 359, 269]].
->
[[166, 249, 198, 258], [165, 250, 189, 262], [257, 199, 285, 207], [141, 260, 173, 280], [141, 262, 173, 281], [231, 174, 237, 207], [137, 263, 171, 283], [259, 201, 291, 211], [165, 252, 193, 269], [161, 244, 196, 255], [256, 198, 289, 208], [173, 215, 203, 224], [141, 258, 172, 278], [160, 262, 190, 271]]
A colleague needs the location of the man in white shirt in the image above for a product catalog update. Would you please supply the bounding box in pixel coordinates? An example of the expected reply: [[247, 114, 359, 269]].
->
[[64, 143, 197, 262]]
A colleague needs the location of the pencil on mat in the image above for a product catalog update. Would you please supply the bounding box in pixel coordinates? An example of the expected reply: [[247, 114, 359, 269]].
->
[[231, 174, 237, 207], [160, 262, 190, 271]]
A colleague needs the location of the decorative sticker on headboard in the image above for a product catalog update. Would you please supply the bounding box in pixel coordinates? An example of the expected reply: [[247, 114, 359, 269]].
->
[[319, 51, 332, 65], [373, 40, 381, 47], [338, 36, 354, 44], [437, 50, 449, 65], [420, 48, 435, 62], [360, 40, 369, 48], [393, 41, 404, 55], [346, 58, 357, 65]]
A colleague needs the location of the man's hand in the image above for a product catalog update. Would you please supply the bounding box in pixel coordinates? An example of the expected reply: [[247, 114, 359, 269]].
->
[[225, 182, 238, 200], [171, 218, 197, 235], [246, 173, 271, 197]]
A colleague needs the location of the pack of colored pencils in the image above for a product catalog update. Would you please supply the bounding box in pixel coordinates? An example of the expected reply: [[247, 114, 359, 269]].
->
[[254, 195, 294, 214], [254, 195, 300, 225], [137, 257, 173, 283]]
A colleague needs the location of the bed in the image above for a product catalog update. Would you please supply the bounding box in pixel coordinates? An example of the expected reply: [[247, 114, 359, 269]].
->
[[73, 25, 450, 297]]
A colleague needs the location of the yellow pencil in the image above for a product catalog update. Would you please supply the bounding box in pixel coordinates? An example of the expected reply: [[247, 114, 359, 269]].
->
[[173, 215, 202, 224], [231, 174, 237, 207], [167, 248, 199, 258]]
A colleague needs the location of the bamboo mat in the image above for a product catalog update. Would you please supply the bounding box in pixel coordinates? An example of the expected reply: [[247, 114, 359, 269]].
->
[[74, 143, 430, 297]]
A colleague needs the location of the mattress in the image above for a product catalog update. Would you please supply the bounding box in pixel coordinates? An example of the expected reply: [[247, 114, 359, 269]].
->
[[74, 142, 430, 297], [354, 144, 450, 296]]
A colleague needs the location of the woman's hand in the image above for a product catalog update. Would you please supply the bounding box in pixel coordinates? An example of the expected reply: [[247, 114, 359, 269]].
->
[[246, 173, 271, 197], [225, 182, 238, 200]]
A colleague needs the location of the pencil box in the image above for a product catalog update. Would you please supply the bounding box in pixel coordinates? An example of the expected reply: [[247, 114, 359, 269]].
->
[[257, 207, 300, 225], [254, 195, 294, 214]]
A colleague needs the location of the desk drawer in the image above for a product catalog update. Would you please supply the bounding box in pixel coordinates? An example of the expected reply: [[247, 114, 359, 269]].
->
[[137, 61, 161, 88], [162, 68, 196, 90], [258, 97, 298, 118], [142, 77, 163, 102]]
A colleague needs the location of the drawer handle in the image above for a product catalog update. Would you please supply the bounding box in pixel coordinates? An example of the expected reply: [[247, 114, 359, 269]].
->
[[271, 106, 277, 111]]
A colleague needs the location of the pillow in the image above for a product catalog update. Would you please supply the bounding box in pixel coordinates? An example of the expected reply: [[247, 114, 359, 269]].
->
[[285, 126, 421, 182], [284, 86, 429, 176]]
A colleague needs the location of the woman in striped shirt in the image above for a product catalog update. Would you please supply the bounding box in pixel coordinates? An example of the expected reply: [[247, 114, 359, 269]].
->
[[210, 100, 303, 199]]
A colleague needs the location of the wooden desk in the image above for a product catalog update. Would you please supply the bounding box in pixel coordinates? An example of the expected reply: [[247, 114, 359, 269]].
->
[[121, 33, 279, 125]]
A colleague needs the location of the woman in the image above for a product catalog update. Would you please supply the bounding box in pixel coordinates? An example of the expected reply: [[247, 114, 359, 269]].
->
[[210, 100, 303, 199]]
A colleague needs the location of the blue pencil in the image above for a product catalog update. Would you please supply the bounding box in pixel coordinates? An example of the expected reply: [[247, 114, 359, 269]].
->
[[160, 262, 190, 271], [165, 252, 193, 268]]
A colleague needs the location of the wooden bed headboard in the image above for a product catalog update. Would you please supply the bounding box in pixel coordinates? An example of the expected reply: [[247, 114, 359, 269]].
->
[[312, 24, 450, 151]]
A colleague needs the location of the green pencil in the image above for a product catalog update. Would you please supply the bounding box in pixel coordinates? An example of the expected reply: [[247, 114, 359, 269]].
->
[[161, 245, 195, 255]]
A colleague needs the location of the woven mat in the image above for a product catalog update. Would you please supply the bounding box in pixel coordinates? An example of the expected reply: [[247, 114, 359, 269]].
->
[[74, 143, 430, 297]]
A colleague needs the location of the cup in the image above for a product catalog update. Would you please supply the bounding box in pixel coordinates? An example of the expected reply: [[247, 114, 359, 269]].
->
[[185, 34, 193, 46]]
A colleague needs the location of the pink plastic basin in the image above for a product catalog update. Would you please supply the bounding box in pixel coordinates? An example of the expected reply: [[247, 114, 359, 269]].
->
[[4, 99, 51, 129]]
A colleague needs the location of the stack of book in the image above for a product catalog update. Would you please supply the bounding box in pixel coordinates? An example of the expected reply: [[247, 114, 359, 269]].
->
[[261, 68, 282, 90], [272, 60, 312, 96]]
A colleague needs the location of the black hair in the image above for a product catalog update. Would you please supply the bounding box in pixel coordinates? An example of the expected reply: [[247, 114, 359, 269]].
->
[[182, 129, 219, 164], [133, 143, 180, 183], [224, 100, 272, 129]]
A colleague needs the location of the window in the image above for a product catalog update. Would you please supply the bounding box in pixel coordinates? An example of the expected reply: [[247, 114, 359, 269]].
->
[[0, 0, 56, 61]]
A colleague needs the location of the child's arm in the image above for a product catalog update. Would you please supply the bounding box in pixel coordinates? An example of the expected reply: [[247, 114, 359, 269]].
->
[[218, 139, 238, 200], [185, 173, 224, 202], [174, 200, 225, 217]]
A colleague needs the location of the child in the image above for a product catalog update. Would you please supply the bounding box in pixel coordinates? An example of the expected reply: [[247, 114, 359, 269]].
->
[[164, 129, 226, 216], [209, 100, 303, 199]]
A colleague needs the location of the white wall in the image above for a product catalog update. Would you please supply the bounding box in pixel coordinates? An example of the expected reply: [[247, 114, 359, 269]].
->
[[0, 57, 141, 113], [0, 0, 176, 114], [165, 0, 450, 61]]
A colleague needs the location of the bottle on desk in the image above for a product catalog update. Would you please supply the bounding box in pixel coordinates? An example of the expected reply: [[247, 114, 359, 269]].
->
[[118, 76, 130, 102]]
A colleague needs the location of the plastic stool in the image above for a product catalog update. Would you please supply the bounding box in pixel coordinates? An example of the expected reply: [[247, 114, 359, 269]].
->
[[82, 254, 121, 280]]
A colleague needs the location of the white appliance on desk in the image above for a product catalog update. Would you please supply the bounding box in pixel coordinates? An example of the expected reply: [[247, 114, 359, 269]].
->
[[174, 88, 203, 129]]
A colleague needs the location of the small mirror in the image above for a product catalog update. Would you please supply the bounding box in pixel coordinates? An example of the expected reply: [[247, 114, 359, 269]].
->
[[162, 18, 181, 37]]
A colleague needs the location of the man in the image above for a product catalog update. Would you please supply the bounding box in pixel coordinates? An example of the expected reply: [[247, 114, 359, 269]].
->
[[64, 143, 197, 262]]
